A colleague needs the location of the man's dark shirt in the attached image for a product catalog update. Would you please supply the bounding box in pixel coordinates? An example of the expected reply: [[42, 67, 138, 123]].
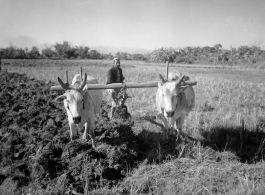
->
[[106, 66, 124, 84]]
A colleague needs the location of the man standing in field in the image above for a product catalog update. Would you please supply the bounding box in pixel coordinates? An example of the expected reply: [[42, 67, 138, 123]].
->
[[106, 58, 128, 118]]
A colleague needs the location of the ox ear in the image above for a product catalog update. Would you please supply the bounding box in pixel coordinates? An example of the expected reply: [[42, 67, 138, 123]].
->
[[159, 74, 166, 84], [55, 94, 67, 102]]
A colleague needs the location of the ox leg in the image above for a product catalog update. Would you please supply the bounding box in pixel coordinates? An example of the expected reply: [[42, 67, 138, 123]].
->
[[160, 110, 170, 137], [83, 119, 96, 149], [69, 122, 77, 140], [175, 114, 185, 135]]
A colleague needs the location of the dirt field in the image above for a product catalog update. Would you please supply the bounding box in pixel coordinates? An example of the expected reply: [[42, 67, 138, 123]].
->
[[1, 59, 265, 194]]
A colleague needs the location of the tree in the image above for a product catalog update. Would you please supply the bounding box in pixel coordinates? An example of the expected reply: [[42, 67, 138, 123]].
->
[[6, 46, 16, 59], [42, 47, 55, 58], [102, 53, 113, 60], [29, 46, 40, 59], [89, 49, 102, 59], [148, 47, 177, 63], [14, 48, 26, 59], [115, 52, 121, 59], [76, 46, 89, 59], [65, 48, 77, 59], [214, 44, 222, 52]]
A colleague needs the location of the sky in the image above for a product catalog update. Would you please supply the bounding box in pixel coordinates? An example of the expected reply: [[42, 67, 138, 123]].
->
[[0, 0, 265, 54]]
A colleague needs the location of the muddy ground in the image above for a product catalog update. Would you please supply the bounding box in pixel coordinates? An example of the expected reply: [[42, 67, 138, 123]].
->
[[0, 71, 151, 194]]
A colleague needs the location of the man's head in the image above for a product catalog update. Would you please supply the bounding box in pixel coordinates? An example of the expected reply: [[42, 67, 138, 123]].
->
[[113, 58, 120, 68]]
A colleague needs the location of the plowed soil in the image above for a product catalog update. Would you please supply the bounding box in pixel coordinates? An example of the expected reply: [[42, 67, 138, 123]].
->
[[0, 71, 150, 194]]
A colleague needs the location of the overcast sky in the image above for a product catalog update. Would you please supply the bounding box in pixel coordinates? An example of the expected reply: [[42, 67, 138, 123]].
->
[[0, 0, 264, 53]]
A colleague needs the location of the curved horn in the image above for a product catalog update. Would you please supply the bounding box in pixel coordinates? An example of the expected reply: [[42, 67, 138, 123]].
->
[[58, 77, 70, 90], [159, 74, 166, 84], [175, 75, 185, 86], [80, 73, 87, 90]]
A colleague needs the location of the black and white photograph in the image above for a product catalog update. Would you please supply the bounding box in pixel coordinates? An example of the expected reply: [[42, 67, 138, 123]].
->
[[0, 0, 265, 194]]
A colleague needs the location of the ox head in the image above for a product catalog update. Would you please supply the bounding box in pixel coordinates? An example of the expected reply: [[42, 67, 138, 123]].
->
[[55, 74, 88, 124], [158, 74, 188, 118]]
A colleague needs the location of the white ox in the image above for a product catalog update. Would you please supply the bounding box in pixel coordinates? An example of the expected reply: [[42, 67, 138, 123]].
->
[[156, 73, 195, 135], [55, 73, 102, 148]]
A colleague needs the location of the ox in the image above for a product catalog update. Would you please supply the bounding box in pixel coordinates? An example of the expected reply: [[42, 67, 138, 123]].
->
[[55, 73, 102, 148], [156, 73, 195, 136]]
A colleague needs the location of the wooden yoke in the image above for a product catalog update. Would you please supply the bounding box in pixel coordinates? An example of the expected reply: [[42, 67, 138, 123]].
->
[[50, 64, 197, 92], [50, 80, 197, 91]]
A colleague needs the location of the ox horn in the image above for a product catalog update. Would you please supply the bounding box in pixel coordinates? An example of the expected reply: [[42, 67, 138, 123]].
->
[[175, 75, 185, 86], [159, 74, 166, 84], [80, 73, 87, 90], [58, 77, 70, 90]]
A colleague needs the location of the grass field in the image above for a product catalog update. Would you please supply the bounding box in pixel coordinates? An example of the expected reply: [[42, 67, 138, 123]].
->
[[2, 59, 265, 194]]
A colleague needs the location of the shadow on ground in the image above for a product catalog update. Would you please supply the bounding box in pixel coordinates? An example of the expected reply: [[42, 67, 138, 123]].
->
[[145, 114, 265, 164], [200, 119, 265, 163]]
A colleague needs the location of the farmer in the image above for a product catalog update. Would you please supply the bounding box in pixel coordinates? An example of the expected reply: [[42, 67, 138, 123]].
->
[[106, 58, 128, 118]]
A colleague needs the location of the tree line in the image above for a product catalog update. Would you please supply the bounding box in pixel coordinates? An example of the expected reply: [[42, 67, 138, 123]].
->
[[147, 44, 265, 65], [0, 41, 147, 61], [1, 41, 265, 65]]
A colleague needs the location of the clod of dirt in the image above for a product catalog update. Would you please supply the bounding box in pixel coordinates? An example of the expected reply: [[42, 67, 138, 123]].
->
[[113, 105, 131, 119]]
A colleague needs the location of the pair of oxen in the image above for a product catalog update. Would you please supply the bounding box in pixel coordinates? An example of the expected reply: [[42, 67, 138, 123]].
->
[[55, 73, 195, 148]]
